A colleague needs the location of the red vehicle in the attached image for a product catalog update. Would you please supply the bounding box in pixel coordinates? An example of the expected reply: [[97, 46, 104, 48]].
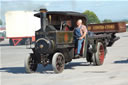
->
[[0, 27, 6, 42]]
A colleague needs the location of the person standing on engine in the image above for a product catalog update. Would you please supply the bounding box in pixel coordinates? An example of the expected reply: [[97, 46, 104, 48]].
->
[[74, 19, 88, 57]]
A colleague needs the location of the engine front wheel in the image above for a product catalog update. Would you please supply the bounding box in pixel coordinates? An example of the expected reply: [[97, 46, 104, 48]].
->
[[92, 42, 105, 66], [24, 54, 38, 73], [52, 52, 65, 73]]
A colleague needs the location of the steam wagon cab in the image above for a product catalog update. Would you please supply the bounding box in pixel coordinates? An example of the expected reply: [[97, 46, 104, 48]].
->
[[25, 9, 111, 73]]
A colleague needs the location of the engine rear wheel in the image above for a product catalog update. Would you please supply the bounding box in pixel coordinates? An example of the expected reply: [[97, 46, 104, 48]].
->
[[92, 42, 105, 66], [25, 55, 37, 73], [52, 52, 65, 73]]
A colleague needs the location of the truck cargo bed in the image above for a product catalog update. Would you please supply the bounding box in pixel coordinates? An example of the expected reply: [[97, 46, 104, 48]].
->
[[88, 22, 126, 33]]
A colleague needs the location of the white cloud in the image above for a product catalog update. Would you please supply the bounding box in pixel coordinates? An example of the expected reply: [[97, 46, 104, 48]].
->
[[44, 2, 50, 7]]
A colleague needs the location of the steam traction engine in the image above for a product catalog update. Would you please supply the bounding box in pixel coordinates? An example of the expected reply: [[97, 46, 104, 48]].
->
[[25, 9, 126, 73]]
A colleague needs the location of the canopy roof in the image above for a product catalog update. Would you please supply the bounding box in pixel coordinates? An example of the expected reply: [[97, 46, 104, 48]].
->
[[34, 11, 87, 18]]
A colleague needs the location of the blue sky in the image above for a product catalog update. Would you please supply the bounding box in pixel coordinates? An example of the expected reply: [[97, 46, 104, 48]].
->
[[1, 0, 128, 22]]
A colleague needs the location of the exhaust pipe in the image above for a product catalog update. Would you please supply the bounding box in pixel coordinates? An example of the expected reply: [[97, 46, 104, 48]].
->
[[40, 9, 47, 32]]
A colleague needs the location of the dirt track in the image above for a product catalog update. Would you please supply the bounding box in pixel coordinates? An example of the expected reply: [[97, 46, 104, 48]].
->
[[0, 32, 128, 85]]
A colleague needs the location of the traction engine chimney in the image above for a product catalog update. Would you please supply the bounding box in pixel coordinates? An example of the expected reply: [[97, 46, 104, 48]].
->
[[40, 9, 47, 32]]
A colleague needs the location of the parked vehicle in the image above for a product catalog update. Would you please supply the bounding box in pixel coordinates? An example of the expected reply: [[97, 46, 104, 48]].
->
[[5, 11, 40, 46]]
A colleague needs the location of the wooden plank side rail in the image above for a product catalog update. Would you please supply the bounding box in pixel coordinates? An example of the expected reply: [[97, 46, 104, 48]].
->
[[88, 22, 126, 33]]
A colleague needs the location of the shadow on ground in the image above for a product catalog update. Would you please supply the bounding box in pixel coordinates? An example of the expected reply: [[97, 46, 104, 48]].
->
[[0, 62, 90, 74], [0, 67, 25, 74], [0, 44, 10, 46], [114, 59, 128, 64]]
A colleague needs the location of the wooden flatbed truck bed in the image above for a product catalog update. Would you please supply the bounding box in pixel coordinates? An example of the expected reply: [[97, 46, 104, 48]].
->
[[88, 22, 126, 46]]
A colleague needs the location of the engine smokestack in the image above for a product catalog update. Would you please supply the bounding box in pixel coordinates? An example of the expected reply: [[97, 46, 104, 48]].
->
[[40, 9, 47, 32]]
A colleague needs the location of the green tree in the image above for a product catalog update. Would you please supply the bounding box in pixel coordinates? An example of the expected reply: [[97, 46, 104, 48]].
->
[[120, 19, 128, 23], [102, 19, 112, 23], [0, 19, 2, 25], [83, 10, 100, 24]]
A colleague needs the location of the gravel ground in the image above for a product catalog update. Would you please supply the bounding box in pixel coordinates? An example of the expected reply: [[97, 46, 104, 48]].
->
[[0, 32, 128, 85]]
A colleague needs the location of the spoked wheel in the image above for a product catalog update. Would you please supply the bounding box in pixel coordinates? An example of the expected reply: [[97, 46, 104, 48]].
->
[[52, 52, 65, 73], [92, 42, 105, 66], [25, 55, 38, 73]]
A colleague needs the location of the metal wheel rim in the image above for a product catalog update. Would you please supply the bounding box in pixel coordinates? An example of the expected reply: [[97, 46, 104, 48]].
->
[[56, 54, 65, 72], [99, 44, 104, 64]]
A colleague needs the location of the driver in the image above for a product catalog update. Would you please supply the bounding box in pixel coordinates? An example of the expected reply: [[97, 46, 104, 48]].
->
[[74, 19, 88, 57], [63, 20, 73, 31]]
